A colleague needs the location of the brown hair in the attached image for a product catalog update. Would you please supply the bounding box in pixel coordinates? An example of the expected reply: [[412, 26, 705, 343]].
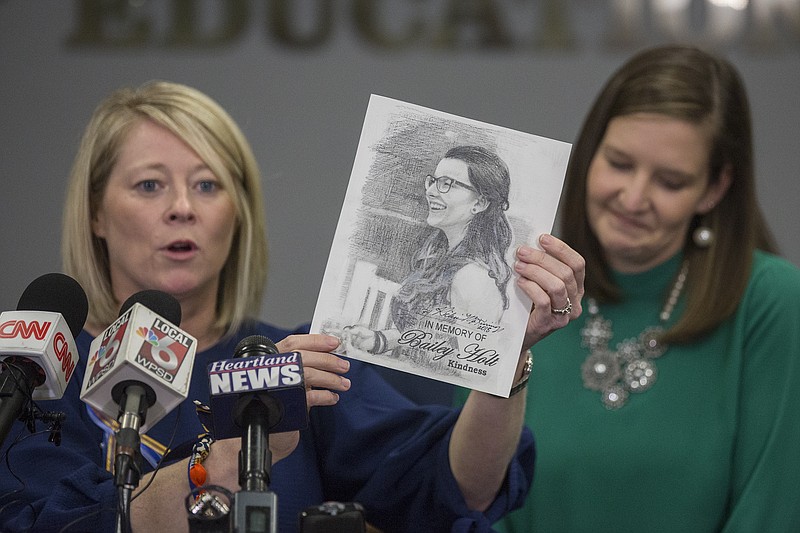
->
[[560, 45, 778, 343]]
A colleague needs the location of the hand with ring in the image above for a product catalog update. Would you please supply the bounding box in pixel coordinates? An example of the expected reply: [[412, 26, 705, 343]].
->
[[552, 297, 573, 316], [514, 234, 585, 352]]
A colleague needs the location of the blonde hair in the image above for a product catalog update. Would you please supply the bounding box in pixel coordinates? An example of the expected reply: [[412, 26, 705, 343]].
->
[[62, 81, 268, 336]]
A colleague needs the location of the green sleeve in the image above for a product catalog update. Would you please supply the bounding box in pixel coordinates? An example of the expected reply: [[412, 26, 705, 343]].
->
[[453, 386, 470, 407], [723, 254, 800, 531]]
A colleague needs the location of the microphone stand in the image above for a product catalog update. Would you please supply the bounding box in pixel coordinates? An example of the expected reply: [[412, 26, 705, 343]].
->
[[231, 392, 281, 533], [115, 463, 141, 533], [0, 358, 42, 447], [113, 382, 152, 533]]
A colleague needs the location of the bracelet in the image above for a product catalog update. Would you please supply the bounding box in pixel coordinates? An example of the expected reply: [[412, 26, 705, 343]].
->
[[188, 435, 214, 494], [508, 353, 533, 397], [369, 330, 388, 355]]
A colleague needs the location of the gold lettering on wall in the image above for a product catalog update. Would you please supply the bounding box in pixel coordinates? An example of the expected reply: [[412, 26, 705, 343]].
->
[[270, 0, 333, 48], [354, 0, 425, 48], [431, 0, 513, 48], [168, 0, 249, 47], [67, 0, 151, 47], [65, 0, 800, 51]]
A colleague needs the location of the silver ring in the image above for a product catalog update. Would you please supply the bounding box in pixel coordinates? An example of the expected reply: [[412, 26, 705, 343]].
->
[[552, 297, 572, 315]]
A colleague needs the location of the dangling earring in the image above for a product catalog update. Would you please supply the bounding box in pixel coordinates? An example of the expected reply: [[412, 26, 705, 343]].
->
[[693, 225, 714, 247], [693, 203, 715, 248]]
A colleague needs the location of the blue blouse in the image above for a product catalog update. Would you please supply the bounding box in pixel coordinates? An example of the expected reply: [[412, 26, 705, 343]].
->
[[0, 321, 534, 532]]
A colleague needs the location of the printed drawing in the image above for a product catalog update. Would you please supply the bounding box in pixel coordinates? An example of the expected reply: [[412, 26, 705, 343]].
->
[[311, 95, 571, 396]]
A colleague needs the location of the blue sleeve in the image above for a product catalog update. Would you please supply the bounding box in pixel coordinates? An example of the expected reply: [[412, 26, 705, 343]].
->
[[309, 360, 535, 533], [0, 334, 118, 532]]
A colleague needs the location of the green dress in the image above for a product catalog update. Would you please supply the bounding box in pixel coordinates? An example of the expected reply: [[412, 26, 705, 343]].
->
[[459, 251, 800, 532]]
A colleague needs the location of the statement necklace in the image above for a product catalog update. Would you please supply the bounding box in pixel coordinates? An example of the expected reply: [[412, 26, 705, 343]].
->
[[580, 262, 688, 409]]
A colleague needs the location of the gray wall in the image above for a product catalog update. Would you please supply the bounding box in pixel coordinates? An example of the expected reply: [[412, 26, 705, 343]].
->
[[2, 1, 799, 330]]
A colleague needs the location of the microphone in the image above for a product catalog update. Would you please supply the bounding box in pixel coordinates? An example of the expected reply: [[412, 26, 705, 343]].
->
[[80, 289, 196, 532], [207, 335, 307, 533], [80, 289, 197, 493], [206, 335, 308, 441], [80, 290, 196, 433], [0, 273, 88, 446]]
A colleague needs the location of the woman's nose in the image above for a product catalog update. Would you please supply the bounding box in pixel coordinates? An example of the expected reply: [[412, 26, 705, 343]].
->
[[618, 174, 649, 211], [166, 188, 196, 222]]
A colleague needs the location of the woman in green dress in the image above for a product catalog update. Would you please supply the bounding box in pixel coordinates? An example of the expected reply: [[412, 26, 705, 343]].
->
[[470, 44, 800, 532]]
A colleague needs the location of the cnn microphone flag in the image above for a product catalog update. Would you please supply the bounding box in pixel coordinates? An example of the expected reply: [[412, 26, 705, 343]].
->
[[0, 310, 79, 400]]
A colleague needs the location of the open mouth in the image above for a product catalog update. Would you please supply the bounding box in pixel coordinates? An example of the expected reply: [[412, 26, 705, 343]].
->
[[167, 241, 196, 252], [428, 200, 446, 211]]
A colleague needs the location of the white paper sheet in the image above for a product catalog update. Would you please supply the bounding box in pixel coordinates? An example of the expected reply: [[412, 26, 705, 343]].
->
[[311, 95, 571, 396]]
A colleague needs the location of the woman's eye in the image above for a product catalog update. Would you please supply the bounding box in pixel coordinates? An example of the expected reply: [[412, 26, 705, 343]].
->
[[197, 180, 219, 193], [608, 159, 632, 171], [659, 179, 685, 191], [136, 180, 160, 193]]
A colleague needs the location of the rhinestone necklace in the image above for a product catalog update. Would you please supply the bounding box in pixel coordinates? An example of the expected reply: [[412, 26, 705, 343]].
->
[[580, 262, 688, 409]]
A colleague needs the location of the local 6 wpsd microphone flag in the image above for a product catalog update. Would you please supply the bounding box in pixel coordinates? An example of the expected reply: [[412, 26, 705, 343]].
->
[[80, 302, 196, 432], [207, 351, 308, 437], [0, 310, 79, 400]]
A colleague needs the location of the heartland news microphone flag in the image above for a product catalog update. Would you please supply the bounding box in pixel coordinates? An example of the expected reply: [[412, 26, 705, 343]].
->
[[80, 302, 196, 432], [311, 95, 571, 397], [206, 336, 308, 438]]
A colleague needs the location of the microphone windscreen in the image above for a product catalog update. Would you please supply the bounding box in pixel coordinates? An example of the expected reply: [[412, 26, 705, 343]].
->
[[16, 273, 88, 338], [208, 335, 308, 436], [234, 335, 279, 358], [119, 290, 182, 326]]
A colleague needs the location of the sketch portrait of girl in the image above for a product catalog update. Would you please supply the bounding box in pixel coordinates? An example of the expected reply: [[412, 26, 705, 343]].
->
[[342, 145, 513, 358], [311, 95, 571, 394]]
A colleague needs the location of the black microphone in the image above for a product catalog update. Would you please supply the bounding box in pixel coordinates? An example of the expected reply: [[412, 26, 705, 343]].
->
[[80, 290, 196, 487], [207, 335, 308, 441], [206, 335, 308, 533], [0, 273, 88, 446], [80, 290, 196, 533]]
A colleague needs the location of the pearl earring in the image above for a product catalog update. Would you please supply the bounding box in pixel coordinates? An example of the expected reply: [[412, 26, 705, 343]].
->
[[693, 225, 714, 248], [693, 202, 715, 248]]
